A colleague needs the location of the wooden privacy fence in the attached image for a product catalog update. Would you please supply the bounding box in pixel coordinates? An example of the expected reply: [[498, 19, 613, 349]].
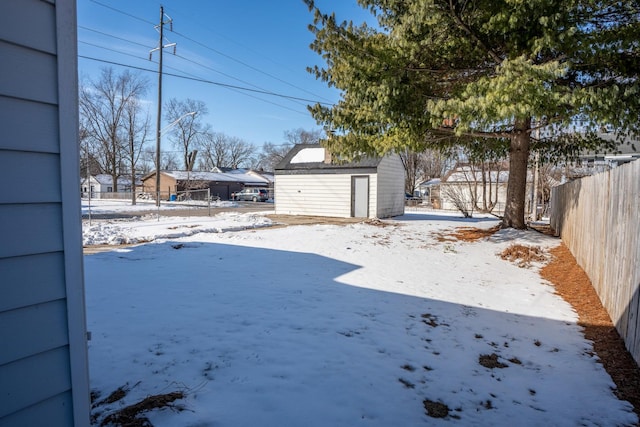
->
[[550, 160, 640, 366]]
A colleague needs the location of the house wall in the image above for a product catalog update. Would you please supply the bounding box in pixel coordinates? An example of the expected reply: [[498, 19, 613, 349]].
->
[[0, 0, 90, 425], [439, 182, 509, 214], [141, 173, 178, 199], [375, 155, 405, 218], [275, 173, 376, 218]]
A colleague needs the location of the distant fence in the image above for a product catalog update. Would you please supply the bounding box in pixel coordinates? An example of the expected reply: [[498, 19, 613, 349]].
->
[[550, 160, 640, 366]]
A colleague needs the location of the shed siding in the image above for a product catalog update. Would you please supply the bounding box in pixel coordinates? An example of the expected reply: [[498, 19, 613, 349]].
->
[[375, 155, 405, 218], [276, 174, 363, 218], [0, 0, 90, 425]]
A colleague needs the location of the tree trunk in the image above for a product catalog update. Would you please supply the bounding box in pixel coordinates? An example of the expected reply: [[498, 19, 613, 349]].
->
[[502, 119, 531, 229]]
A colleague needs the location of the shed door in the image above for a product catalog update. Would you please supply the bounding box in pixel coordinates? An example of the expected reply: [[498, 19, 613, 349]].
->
[[351, 176, 369, 217]]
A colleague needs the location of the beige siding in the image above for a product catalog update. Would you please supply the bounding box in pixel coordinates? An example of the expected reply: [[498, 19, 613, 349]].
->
[[375, 155, 405, 218], [0, 0, 90, 424], [439, 182, 509, 213], [276, 174, 359, 218]]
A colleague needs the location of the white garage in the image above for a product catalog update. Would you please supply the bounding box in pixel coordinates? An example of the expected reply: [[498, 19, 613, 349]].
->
[[274, 144, 405, 219]]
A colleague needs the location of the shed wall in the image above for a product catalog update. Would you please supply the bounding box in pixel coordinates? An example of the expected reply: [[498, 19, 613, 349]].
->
[[276, 173, 374, 218], [0, 0, 90, 425], [375, 155, 405, 218]]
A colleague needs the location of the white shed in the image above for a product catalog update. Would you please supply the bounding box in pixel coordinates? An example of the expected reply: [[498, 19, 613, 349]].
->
[[274, 144, 405, 219]]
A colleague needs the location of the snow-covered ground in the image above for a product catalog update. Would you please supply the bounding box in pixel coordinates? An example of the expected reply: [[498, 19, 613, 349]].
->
[[83, 201, 637, 427]]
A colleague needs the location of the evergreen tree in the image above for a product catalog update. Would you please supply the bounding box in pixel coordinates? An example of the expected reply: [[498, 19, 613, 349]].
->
[[305, 0, 640, 228]]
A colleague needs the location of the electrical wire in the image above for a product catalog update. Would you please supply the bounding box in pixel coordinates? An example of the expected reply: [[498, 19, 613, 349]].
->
[[78, 55, 330, 111], [170, 28, 334, 104], [78, 25, 151, 48], [89, 0, 155, 25], [86, 0, 333, 104]]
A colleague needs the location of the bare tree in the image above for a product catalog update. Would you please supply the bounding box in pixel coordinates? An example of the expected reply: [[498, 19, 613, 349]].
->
[[79, 67, 148, 193], [256, 142, 293, 171], [199, 132, 256, 170], [399, 149, 448, 195], [284, 128, 322, 145], [254, 128, 322, 172], [441, 184, 474, 218], [199, 131, 229, 170], [123, 98, 150, 204], [164, 98, 207, 171], [228, 136, 255, 168]]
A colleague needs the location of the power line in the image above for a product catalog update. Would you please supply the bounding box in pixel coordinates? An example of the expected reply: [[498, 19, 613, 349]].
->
[[77, 42, 315, 115], [79, 25, 311, 109], [79, 40, 147, 62], [78, 55, 331, 107], [89, 0, 155, 25], [173, 53, 309, 108], [78, 25, 150, 48], [86, 0, 333, 104], [170, 28, 334, 104]]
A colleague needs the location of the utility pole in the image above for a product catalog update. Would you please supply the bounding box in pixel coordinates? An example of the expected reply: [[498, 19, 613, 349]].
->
[[150, 6, 176, 207]]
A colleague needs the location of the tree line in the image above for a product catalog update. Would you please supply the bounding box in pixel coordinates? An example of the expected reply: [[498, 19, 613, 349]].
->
[[79, 67, 324, 198]]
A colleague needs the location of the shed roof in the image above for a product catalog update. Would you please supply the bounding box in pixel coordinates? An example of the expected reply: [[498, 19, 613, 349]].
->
[[275, 144, 382, 173]]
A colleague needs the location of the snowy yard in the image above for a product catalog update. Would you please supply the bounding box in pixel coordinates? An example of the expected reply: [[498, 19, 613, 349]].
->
[[82, 201, 637, 426]]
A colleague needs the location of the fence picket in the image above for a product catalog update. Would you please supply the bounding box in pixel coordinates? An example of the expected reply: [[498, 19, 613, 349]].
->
[[551, 160, 640, 366]]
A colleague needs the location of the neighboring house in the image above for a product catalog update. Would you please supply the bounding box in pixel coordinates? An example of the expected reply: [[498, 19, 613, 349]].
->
[[566, 135, 640, 180], [247, 169, 275, 198], [141, 170, 270, 201], [80, 174, 141, 198], [79, 174, 100, 198], [434, 163, 515, 214], [274, 144, 405, 219], [1, 1, 90, 425], [418, 178, 441, 206]]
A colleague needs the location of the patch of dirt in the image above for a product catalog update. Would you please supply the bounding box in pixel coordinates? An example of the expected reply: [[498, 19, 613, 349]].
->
[[265, 214, 364, 227], [478, 353, 508, 369], [434, 225, 501, 243], [500, 244, 547, 268], [541, 244, 640, 421], [423, 399, 450, 418], [421, 313, 440, 327]]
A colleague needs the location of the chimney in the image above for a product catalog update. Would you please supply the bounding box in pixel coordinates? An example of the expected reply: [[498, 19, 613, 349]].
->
[[323, 147, 332, 164]]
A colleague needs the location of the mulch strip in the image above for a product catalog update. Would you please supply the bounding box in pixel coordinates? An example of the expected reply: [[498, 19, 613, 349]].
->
[[448, 224, 640, 420], [540, 244, 640, 422]]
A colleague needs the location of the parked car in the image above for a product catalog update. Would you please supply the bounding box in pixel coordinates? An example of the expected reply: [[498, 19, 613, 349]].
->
[[232, 188, 269, 202]]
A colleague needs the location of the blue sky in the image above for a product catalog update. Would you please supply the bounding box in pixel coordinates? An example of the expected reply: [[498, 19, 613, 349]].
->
[[77, 0, 373, 146]]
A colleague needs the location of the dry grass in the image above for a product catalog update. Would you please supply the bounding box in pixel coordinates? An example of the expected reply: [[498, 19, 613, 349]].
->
[[500, 244, 547, 268], [91, 384, 185, 427], [434, 225, 501, 243], [100, 391, 185, 427]]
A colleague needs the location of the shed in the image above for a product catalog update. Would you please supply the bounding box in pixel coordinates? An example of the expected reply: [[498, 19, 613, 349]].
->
[[1, 0, 90, 425], [274, 144, 405, 218]]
